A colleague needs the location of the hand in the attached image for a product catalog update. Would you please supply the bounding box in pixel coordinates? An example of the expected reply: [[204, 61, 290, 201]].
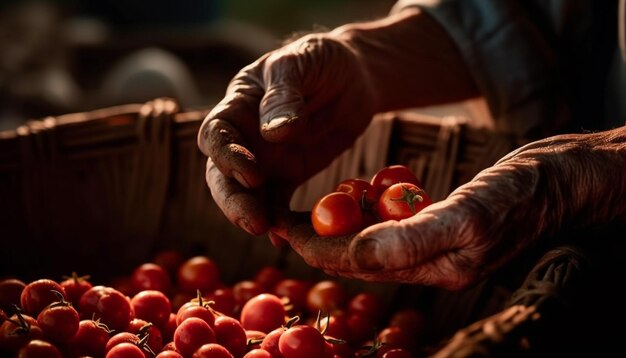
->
[[197, 8, 478, 237], [272, 126, 626, 289]]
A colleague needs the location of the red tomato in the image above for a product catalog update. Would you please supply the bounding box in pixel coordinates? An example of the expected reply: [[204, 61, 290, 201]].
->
[[274, 279, 312, 315], [127, 318, 163, 354], [131, 263, 172, 294], [36, 299, 80, 343], [259, 327, 284, 357], [389, 308, 425, 337], [161, 312, 177, 343], [0, 313, 43, 351], [105, 332, 140, 353], [335, 178, 378, 209], [0, 278, 26, 314], [106, 342, 145, 358], [192, 343, 234, 358], [79, 286, 133, 332], [254, 266, 284, 291], [377, 183, 432, 221], [177, 256, 220, 294], [278, 325, 326, 358], [213, 316, 247, 358], [347, 292, 383, 321], [346, 313, 376, 345], [243, 349, 273, 358], [60, 273, 93, 308], [306, 281, 346, 315], [370, 165, 422, 194], [20, 279, 66, 316], [66, 319, 112, 358], [152, 249, 184, 276], [176, 302, 216, 328], [240, 294, 286, 333], [17, 339, 62, 358], [311, 192, 363, 237], [207, 288, 237, 317], [174, 317, 216, 357], [156, 351, 184, 358], [318, 313, 351, 341], [232, 280, 265, 306], [130, 290, 171, 328]]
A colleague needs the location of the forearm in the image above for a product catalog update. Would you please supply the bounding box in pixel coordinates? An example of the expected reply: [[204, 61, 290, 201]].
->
[[330, 7, 479, 113]]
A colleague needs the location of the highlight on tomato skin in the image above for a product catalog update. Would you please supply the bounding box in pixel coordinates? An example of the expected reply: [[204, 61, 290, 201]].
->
[[377, 182, 432, 222], [311, 191, 363, 237]]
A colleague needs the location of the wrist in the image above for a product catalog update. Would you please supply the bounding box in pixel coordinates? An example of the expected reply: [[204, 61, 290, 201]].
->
[[330, 8, 479, 113]]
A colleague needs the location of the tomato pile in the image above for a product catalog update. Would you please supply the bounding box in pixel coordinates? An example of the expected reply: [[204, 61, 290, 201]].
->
[[312, 165, 432, 237], [0, 252, 426, 357]]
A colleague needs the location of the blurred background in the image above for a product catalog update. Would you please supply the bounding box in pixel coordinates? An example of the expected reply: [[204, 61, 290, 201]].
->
[[0, 0, 396, 131]]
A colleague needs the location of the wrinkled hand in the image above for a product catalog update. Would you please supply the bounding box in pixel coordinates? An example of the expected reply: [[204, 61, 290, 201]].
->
[[197, 32, 378, 236], [272, 127, 626, 290]]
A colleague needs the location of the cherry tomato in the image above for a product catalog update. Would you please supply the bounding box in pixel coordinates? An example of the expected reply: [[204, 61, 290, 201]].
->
[[370, 165, 422, 194], [259, 327, 284, 357], [254, 266, 284, 291], [66, 319, 112, 358], [243, 349, 273, 358], [377, 326, 414, 352], [79, 286, 133, 332], [0, 312, 43, 351], [347, 292, 383, 321], [278, 325, 326, 358], [377, 182, 432, 221], [162, 312, 177, 343], [60, 272, 93, 308], [177, 256, 220, 294], [36, 298, 80, 343], [156, 351, 184, 358], [0, 278, 26, 314], [20, 279, 66, 316], [174, 317, 216, 357], [192, 343, 234, 358], [105, 332, 140, 353], [127, 318, 163, 354], [240, 294, 286, 333], [335, 178, 378, 209], [318, 313, 351, 341], [131, 263, 171, 294], [17, 339, 62, 358], [306, 281, 346, 315], [130, 290, 171, 328], [274, 279, 312, 315], [176, 301, 216, 328], [152, 249, 184, 276], [346, 312, 376, 345], [207, 288, 237, 317], [213, 316, 247, 358], [106, 342, 145, 358], [311, 192, 363, 237], [232, 280, 265, 306]]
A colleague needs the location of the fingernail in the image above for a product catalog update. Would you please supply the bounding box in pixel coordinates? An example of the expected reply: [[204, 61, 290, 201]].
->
[[354, 239, 384, 270], [264, 116, 291, 131], [237, 218, 254, 235], [232, 171, 250, 189]]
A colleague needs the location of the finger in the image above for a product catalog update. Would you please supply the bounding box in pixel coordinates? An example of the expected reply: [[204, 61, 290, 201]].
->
[[206, 157, 270, 235], [198, 116, 264, 189]]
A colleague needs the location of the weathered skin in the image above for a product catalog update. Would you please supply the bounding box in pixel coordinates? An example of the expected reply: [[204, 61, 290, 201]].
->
[[273, 127, 626, 289], [197, 8, 476, 237]]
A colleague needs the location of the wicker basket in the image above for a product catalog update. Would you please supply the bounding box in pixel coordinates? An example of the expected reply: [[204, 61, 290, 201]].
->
[[4, 98, 613, 357]]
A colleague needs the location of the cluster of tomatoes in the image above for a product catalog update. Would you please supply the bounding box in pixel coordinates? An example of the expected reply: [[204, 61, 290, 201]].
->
[[312, 165, 432, 237], [0, 252, 426, 357]]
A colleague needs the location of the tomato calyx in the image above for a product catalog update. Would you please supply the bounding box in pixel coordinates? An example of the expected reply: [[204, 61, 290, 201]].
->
[[4, 306, 33, 336], [389, 184, 425, 214], [189, 289, 220, 316], [135, 333, 157, 357], [62, 271, 91, 284], [314, 311, 347, 345], [358, 330, 386, 358], [90, 315, 114, 335], [47, 290, 72, 309]]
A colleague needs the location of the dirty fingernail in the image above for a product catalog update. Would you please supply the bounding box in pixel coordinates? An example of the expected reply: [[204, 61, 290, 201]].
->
[[264, 116, 291, 131], [354, 238, 384, 270], [232, 171, 250, 188], [237, 218, 254, 235]]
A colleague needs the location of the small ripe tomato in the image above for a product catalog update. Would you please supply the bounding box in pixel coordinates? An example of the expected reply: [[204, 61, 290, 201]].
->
[[278, 325, 327, 358], [156, 351, 184, 358], [130, 290, 172, 328], [335, 178, 378, 209], [213, 316, 247, 358], [243, 349, 273, 358], [131, 263, 172, 294], [306, 280, 346, 315], [36, 298, 80, 343], [176, 301, 216, 328], [106, 342, 145, 358], [377, 326, 414, 352], [17, 339, 62, 358], [311, 192, 363, 237], [192, 343, 234, 358], [0, 278, 26, 314], [370, 165, 422, 194], [79, 286, 133, 332], [347, 292, 383, 321], [20, 279, 67, 316], [239, 294, 286, 333], [254, 266, 284, 291], [0, 312, 43, 351], [346, 312, 376, 345], [66, 319, 112, 358], [207, 288, 237, 317], [174, 317, 216, 357], [259, 327, 284, 357], [377, 182, 432, 221], [152, 249, 184, 276], [232, 280, 265, 307], [177, 256, 220, 294], [273, 279, 312, 315], [127, 318, 163, 354], [60, 272, 93, 308]]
